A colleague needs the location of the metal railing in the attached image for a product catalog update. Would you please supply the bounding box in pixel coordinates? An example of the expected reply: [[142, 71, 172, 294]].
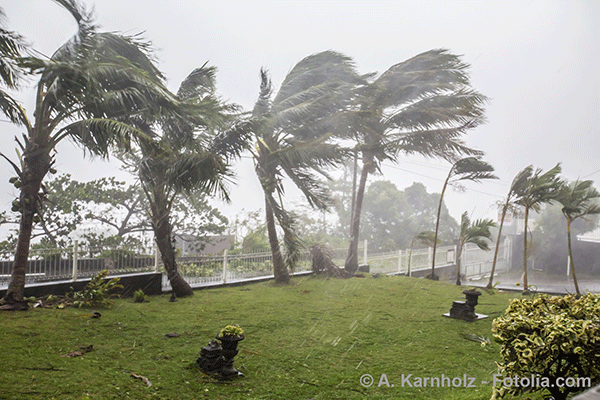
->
[[1, 238, 509, 291]]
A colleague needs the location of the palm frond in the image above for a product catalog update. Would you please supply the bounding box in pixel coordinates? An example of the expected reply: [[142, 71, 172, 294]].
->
[[451, 157, 497, 182]]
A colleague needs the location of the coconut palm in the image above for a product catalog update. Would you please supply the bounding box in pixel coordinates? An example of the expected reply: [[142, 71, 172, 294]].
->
[[127, 65, 246, 297], [250, 51, 359, 284], [344, 49, 488, 274], [0, 0, 186, 310], [556, 179, 600, 296], [430, 157, 497, 279], [486, 166, 532, 289], [514, 163, 562, 295], [455, 212, 495, 285]]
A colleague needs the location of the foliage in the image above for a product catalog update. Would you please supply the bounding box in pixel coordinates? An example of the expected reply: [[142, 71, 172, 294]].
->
[[217, 324, 244, 338], [133, 289, 147, 303], [309, 243, 349, 278], [70, 270, 123, 308], [492, 294, 600, 399], [362, 181, 458, 252]]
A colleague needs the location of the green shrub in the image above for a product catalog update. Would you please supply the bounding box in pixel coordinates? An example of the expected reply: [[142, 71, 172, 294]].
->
[[71, 270, 123, 308], [491, 294, 600, 399], [133, 289, 147, 303]]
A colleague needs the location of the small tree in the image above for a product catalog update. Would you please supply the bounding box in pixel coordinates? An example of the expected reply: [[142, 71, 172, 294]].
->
[[514, 164, 562, 294], [556, 179, 600, 296], [430, 157, 497, 279], [407, 231, 438, 277], [454, 212, 495, 285]]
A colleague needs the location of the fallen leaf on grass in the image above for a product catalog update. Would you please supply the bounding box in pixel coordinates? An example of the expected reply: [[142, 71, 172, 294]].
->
[[165, 333, 180, 338], [61, 345, 93, 358], [130, 372, 152, 387]]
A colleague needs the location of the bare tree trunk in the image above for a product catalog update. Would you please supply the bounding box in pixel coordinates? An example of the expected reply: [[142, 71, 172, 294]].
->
[[149, 189, 193, 297], [1, 140, 51, 310], [566, 219, 581, 296], [487, 201, 508, 289], [522, 207, 530, 295], [265, 197, 290, 284], [430, 178, 449, 280], [345, 157, 370, 274]]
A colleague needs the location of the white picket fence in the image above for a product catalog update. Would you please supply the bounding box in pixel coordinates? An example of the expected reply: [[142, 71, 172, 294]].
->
[[0, 238, 511, 291]]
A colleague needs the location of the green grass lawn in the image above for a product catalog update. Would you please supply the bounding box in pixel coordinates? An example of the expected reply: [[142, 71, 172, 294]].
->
[[1, 274, 537, 399]]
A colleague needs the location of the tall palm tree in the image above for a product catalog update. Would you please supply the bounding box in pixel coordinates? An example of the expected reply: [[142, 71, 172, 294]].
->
[[430, 157, 497, 279], [129, 65, 246, 297], [514, 163, 562, 295], [556, 179, 600, 296], [250, 51, 359, 284], [455, 212, 495, 285], [0, 0, 185, 310], [486, 165, 532, 289], [344, 49, 488, 274]]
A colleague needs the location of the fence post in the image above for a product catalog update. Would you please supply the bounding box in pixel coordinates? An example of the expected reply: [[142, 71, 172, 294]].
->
[[72, 240, 78, 282], [398, 250, 402, 274], [222, 250, 228, 284], [363, 240, 368, 264]]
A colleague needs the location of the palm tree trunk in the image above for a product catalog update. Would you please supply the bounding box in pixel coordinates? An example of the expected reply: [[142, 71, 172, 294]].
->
[[522, 206, 530, 295], [345, 158, 370, 274], [487, 201, 508, 289], [1, 139, 51, 310], [149, 189, 193, 297], [566, 219, 581, 296], [430, 177, 449, 280], [265, 197, 289, 284], [455, 241, 463, 286]]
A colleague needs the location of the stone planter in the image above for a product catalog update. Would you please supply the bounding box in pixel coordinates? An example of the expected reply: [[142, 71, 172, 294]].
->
[[216, 334, 244, 379]]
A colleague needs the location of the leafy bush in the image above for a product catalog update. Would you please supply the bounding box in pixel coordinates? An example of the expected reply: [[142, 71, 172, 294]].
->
[[491, 294, 600, 399], [133, 289, 147, 303], [217, 324, 244, 338], [71, 270, 123, 308]]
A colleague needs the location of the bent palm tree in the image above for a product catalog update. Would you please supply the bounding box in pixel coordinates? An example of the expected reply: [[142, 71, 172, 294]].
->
[[345, 49, 488, 274], [130, 65, 246, 297], [486, 166, 532, 289], [455, 212, 495, 285], [0, 0, 184, 309], [407, 231, 438, 277], [556, 179, 600, 296], [514, 163, 562, 295], [430, 157, 497, 279], [250, 51, 359, 284]]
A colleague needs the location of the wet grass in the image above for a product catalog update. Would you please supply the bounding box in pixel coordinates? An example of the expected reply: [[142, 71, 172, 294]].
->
[[0, 274, 536, 399]]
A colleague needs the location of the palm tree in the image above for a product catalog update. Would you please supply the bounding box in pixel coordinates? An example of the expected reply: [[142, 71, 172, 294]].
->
[[514, 163, 562, 295], [407, 231, 438, 277], [344, 49, 488, 274], [129, 65, 246, 297], [486, 166, 532, 289], [556, 179, 600, 296], [250, 51, 359, 284], [430, 157, 497, 279], [455, 212, 495, 285], [0, 0, 185, 310]]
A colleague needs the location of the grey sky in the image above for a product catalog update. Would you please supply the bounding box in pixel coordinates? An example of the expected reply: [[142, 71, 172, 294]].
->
[[1, 0, 599, 228]]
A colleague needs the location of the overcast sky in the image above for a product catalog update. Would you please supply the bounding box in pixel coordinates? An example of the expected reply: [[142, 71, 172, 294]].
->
[[1, 0, 599, 231]]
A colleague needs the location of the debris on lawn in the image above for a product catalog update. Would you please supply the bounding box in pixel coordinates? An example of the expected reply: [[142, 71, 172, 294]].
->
[[130, 372, 152, 387], [61, 345, 94, 358], [165, 332, 180, 338]]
